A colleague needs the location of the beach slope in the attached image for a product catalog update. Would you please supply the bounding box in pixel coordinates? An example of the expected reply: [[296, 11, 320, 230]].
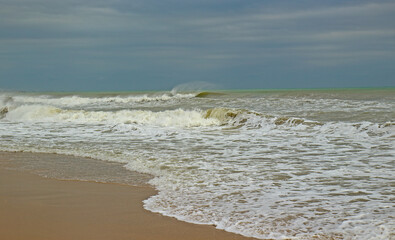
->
[[0, 166, 257, 240]]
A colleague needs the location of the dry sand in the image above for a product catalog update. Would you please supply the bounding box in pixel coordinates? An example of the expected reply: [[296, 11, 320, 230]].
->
[[0, 156, 259, 240]]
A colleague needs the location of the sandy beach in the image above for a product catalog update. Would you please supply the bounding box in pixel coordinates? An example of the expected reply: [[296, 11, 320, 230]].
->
[[0, 154, 258, 240]]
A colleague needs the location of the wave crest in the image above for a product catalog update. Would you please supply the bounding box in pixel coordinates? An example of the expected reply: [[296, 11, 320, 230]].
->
[[6, 92, 195, 108], [195, 92, 226, 98], [4, 104, 220, 127], [204, 108, 320, 128], [2, 103, 392, 136]]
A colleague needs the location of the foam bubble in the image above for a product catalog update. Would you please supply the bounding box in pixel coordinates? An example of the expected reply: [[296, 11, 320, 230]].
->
[[4, 104, 221, 127], [1, 90, 394, 240], [9, 92, 195, 108]]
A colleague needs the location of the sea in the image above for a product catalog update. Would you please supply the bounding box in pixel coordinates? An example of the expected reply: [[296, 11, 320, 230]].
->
[[0, 88, 394, 239]]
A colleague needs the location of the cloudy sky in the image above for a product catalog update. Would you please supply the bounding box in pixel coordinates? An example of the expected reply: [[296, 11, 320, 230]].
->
[[1, 0, 394, 91]]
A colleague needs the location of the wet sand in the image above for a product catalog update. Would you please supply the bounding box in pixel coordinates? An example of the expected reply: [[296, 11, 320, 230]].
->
[[0, 155, 258, 240]]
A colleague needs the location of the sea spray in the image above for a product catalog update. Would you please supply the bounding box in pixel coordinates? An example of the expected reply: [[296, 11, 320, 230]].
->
[[0, 89, 394, 239], [170, 81, 219, 95]]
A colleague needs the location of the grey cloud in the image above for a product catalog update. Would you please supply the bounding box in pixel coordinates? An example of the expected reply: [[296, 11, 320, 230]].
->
[[0, 0, 394, 91]]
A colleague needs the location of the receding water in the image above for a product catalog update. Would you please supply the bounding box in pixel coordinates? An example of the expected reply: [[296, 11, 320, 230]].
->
[[0, 88, 394, 239]]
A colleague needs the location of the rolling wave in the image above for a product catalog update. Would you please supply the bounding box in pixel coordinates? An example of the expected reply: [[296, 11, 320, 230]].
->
[[0, 92, 196, 109], [195, 91, 226, 98], [2, 103, 392, 137], [3, 105, 219, 127], [204, 107, 323, 128], [1, 89, 393, 240]]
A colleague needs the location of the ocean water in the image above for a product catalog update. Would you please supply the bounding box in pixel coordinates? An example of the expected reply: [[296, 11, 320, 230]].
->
[[0, 88, 394, 239]]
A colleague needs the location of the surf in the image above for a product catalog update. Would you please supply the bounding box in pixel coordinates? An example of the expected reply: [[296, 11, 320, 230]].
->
[[1, 92, 195, 109], [1, 89, 394, 240]]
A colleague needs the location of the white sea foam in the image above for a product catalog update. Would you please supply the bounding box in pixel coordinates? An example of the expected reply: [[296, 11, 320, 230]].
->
[[1, 90, 394, 239], [4, 105, 222, 127], [6, 102, 392, 135], [7, 92, 195, 108]]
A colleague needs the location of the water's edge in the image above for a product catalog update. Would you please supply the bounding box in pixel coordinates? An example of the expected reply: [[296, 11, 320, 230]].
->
[[0, 151, 153, 187]]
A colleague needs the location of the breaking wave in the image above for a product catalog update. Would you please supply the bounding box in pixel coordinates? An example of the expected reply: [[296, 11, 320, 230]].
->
[[205, 107, 322, 128], [1, 89, 394, 240], [2, 103, 393, 137], [0, 92, 196, 109], [195, 91, 226, 98], [3, 105, 218, 127]]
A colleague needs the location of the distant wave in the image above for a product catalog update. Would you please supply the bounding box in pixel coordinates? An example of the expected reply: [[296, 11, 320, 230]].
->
[[2, 103, 392, 137], [195, 92, 226, 98], [0, 92, 195, 109], [170, 81, 219, 95]]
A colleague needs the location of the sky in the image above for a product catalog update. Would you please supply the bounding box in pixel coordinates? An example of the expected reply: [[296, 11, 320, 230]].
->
[[0, 0, 394, 91]]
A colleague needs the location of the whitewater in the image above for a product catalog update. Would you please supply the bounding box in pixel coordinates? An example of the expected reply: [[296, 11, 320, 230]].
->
[[0, 89, 394, 239]]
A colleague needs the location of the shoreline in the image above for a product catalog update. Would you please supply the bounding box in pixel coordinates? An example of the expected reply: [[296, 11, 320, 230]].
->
[[0, 152, 259, 240]]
